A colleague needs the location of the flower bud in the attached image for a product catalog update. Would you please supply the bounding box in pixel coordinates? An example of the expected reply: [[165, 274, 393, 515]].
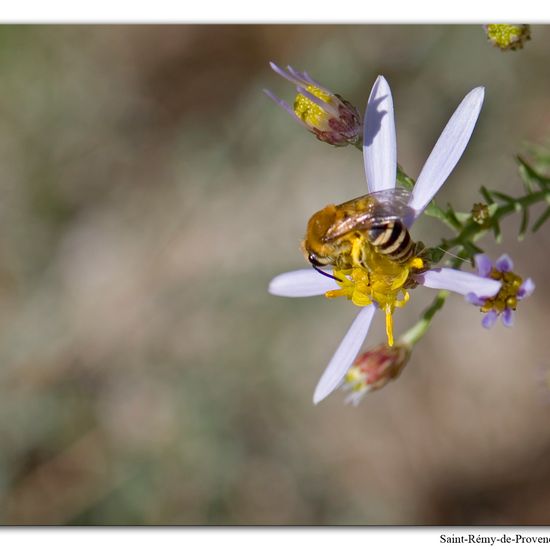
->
[[265, 62, 361, 147], [471, 202, 490, 225], [343, 343, 411, 405]]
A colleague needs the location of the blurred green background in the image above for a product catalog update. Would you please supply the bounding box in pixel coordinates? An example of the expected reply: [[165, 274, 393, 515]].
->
[[0, 25, 549, 525]]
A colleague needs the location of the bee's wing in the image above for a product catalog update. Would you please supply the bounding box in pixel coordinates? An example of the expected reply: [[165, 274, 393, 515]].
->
[[324, 210, 374, 241], [368, 188, 415, 221], [325, 188, 415, 241]]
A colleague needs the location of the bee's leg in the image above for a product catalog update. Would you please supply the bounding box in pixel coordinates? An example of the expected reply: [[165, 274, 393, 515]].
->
[[351, 235, 367, 268]]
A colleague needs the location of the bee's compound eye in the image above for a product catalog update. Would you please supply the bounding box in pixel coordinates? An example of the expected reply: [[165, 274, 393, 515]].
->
[[308, 253, 320, 266], [308, 253, 328, 267]]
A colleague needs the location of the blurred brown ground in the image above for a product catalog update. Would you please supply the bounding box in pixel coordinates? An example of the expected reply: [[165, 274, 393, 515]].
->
[[0, 25, 549, 525]]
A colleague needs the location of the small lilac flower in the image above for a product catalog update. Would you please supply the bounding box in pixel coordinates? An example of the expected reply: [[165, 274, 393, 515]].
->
[[270, 75, 500, 404], [466, 253, 535, 328], [264, 62, 361, 147]]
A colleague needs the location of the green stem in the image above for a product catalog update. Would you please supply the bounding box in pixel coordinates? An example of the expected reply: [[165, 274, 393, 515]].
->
[[398, 189, 549, 348], [400, 290, 450, 346], [349, 153, 550, 347], [440, 188, 550, 254]]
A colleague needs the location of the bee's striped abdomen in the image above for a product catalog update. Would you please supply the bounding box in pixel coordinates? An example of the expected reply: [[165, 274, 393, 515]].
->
[[367, 220, 414, 264]]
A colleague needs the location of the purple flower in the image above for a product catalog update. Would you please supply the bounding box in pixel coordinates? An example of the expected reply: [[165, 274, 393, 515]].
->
[[466, 253, 535, 328], [264, 62, 361, 147]]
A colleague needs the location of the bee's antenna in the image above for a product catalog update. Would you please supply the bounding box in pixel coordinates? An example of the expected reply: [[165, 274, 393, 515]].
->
[[435, 247, 467, 261], [311, 264, 343, 283]]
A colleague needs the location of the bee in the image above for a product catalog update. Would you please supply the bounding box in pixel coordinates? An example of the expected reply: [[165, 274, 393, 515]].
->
[[303, 188, 418, 275]]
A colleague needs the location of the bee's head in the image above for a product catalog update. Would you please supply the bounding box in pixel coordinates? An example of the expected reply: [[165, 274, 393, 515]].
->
[[305, 249, 343, 283], [306, 205, 337, 242], [300, 237, 333, 268], [302, 204, 337, 265]]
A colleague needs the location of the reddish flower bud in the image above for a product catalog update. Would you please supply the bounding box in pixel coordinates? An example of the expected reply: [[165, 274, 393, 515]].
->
[[343, 343, 411, 405]]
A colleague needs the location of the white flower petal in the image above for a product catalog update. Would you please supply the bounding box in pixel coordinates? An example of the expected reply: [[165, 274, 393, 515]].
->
[[268, 269, 339, 297], [418, 268, 501, 297], [409, 87, 485, 215], [363, 76, 397, 193], [313, 305, 376, 405]]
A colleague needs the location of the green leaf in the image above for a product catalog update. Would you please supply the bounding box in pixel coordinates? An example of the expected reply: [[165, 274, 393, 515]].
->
[[532, 206, 550, 233], [517, 156, 550, 189], [480, 186, 494, 204], [492, 219, 502, 243], [396, 165, 415, 190], [445, 205, 463, 229], [518, 207, 529, 241], [426, 247, 446, 264], [519, 164, 536, 194], [462, 241, 484, 257], [490, 190, 515, 203], [454, 211, 472, 223]]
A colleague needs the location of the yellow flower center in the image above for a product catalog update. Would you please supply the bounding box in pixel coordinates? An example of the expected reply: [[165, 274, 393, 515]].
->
[[481, 269, 523, 313], [293, 85, 333, 129], [323, 235, 423, 347]]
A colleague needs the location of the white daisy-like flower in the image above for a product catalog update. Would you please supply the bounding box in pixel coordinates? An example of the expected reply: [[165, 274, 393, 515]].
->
[[269, 76, 501, 404]]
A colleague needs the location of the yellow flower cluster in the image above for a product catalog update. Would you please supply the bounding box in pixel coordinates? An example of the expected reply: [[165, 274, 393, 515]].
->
[[324, 236, 423, 346]]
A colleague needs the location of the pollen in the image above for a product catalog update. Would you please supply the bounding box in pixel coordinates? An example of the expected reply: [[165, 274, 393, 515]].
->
[[293, 85, 333, 129], [481, 269, 523, 314], [324, 236, 418, 347]]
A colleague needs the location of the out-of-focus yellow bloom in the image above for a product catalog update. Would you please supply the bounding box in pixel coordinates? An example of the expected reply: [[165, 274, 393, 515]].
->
[[484, 24, 531, 51]]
